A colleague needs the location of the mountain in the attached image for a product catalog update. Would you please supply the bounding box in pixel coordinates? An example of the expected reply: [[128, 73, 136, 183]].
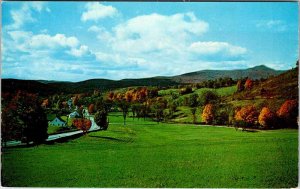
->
[[1, 65, 286, 95], [171, 65, 285, 83]]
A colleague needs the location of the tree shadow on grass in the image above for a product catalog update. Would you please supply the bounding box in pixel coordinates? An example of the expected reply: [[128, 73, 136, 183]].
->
[[89, 136, 125, 142]]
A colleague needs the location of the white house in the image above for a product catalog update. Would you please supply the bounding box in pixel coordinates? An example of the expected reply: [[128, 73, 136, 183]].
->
[[69, 111, 80, 118], [49, 117, 67, 127]]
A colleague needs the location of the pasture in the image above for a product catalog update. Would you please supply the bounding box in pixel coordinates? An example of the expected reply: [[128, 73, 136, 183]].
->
[[1, 112, 298, 188]]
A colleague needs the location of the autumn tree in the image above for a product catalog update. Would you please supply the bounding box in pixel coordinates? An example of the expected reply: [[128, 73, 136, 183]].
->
[[107, 91, 114, 101], [125, 90, 134, 102], [73, 118, 92, 134], [244, 79, 253, 90], [88, 104, 95, 114], [234, 105, 259, 129], [277, 99, 298, 128], [41, 99, 49, 108], [73, 95, 79, 106], [202, 104, 215, 124], [258, 107, 277, 129], [1, 91, 48, 145]]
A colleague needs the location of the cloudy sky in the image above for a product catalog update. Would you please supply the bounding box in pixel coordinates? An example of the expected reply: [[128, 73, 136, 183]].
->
[[2, 2, 298, 81]]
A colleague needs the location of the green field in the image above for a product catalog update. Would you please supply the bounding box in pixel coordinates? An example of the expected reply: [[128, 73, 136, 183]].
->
[[2, 112, 298, 188]]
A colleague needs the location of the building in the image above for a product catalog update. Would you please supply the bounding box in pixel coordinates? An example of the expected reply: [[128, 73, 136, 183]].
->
[[49, 117, 67, 127], [69, 111, 80, 118]]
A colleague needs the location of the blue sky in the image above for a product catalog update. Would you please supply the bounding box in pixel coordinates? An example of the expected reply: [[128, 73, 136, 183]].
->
[[2, 2, 298, 81]]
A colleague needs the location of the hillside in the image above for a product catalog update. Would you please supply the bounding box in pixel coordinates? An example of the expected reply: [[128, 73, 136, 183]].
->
[[172, 65, 285, 83], [1, 65, 287, 95], [232, 67, 298, 100]]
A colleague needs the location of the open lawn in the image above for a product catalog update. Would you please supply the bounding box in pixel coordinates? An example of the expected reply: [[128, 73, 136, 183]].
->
[[2, 112, 298, 188]]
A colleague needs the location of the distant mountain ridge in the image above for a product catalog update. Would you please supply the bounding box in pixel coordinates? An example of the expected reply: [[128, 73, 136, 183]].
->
[[172, 65, 285, 83], [2, 65, 286, 95]]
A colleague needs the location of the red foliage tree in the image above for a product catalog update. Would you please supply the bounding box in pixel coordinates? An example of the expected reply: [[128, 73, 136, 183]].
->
[[2, 91, 48, 145], [258, 107, 277, 129], [202, 104, 214, 124], [277, 99, 298, 128], [244, 79, 253, 90], [73, 118, 92, 134]]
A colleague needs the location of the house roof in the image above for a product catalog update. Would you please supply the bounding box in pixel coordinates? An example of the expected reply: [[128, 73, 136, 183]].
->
[[51, 116, 66, 123]]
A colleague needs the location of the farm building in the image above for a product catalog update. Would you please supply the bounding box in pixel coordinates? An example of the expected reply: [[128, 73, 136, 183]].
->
[[49, 117, 67, 127]]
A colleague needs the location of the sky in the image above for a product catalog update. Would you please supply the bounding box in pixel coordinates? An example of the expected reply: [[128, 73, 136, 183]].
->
[[2, 2, 298, 81]]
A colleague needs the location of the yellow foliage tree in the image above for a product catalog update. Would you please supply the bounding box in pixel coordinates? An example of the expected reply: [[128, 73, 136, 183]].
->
[[202, 104, 214, 124]]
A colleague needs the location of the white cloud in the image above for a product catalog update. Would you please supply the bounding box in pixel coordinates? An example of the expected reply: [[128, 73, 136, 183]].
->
[[256, 20, 287, 32], [68, 45, 90, 57], [110, 12, 208, 54], [7, 3, 50, 30], [29, 34, 79, 49], [88, 25, 103, 32], [189, 41, 247, 56], [87, 12, 248, 79], [81, 3, 118, 22], [7, 31, 94, 59]]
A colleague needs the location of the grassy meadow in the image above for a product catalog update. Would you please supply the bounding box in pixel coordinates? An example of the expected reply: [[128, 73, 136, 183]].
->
[[2, 112, 298, 188]]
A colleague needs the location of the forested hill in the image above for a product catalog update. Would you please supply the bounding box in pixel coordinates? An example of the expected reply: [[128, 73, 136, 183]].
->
[[2, 77, 179, 95], [172, 65, 285, 83], [1, 65, 286, 95], [233, 67, 298, 100]]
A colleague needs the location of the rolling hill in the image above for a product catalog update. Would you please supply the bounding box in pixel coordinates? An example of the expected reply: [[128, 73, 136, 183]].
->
[[1, 65, 287, 95], [172, 65, 285, 83]]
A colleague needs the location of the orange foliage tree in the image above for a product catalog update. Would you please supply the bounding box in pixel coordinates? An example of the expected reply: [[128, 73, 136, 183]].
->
[[244, 79, 253, 90], [125, 90, 134, 102], [277, 99, 298, 128], [202, 104, 214, 124], [258, 107, 276, 129], [41, 99, 49, 108], [73, 118, 92, 134], [235, 105, 258, 127]]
